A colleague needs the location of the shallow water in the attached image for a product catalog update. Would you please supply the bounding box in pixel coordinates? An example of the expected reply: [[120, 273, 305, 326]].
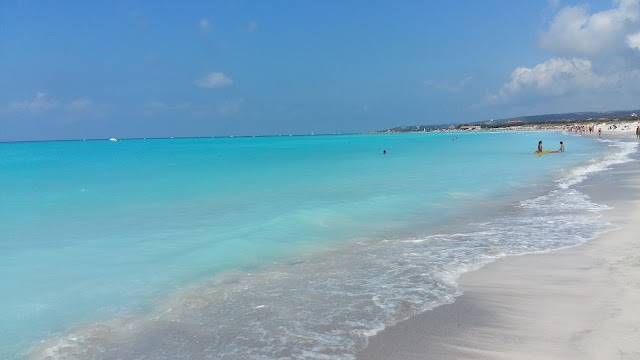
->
[[0, 132, 635, 359]]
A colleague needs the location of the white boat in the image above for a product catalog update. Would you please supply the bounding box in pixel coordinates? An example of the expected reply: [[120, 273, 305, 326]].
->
[[109, 138, 118, 142]]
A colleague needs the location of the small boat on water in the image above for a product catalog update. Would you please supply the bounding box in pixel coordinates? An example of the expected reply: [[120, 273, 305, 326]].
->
[[109, 138, 118, 142]]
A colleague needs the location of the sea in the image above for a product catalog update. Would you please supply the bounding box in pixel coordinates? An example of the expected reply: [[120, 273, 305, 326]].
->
[[0, 131, 637, 359]]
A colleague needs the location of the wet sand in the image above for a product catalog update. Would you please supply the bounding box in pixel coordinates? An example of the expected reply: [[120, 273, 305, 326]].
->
[[358, 142, 640, 360]]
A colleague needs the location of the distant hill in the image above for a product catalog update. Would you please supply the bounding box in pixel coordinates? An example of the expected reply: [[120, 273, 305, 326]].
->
[[480, 110, 640, 127], [377, 109, 640, 133]]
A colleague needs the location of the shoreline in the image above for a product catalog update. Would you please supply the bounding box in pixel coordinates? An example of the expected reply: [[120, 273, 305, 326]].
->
[[379, 120, 640, 137], [357, 139, 640, 359]]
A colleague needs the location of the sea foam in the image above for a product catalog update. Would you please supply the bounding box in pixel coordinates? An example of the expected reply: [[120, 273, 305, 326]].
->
[[0, 133, 631, 359]]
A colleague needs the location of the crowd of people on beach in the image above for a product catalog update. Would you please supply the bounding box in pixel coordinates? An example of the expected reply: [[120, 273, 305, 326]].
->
[[540, 122, 640, 153], [566, 122, 640, 140], [571, 125, 594, 135], [569, 124, 602, 137]]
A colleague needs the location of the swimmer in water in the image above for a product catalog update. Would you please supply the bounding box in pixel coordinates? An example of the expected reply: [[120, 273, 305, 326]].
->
[[552, 141, 565, 153]]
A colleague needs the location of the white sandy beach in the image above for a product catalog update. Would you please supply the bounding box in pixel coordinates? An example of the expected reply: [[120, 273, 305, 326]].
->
[[574, 121, 640, 139], [358, 138, 640, 360], [506, 120, 640, 136], [596, 121, 640, 135]]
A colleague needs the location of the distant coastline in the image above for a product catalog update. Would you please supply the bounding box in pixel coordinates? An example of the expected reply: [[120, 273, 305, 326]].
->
[[3, 109, 639, 143], [375, 109, 640, 134]]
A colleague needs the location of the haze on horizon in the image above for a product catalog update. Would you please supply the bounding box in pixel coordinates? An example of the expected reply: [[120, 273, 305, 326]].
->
[[2, 0, 640, 141]]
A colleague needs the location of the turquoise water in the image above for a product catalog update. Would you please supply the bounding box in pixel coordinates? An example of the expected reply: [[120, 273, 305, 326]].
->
[[0, 132, 636, 359]]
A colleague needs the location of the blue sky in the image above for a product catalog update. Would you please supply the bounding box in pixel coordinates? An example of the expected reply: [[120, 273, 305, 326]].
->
[[2, 0, 640, 141]]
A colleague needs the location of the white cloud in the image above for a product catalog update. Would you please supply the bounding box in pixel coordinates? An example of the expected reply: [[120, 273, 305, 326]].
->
[[144, 101, 192, 110], [540, 0, 640, 55], [198, 18, 212, 34], [490, 0, 640, 106], [8, 93, 103, 121], [488, 58, 617, 103], [218, 98, 244, 116], [194, 72, 233, 88], [68, 97, 92, 111], [424, 76, 473, 93], [246, 21, 259, 32], [11, 92, 59, 111], [145, 101, 166, 109], [627, 31, 640, 50]]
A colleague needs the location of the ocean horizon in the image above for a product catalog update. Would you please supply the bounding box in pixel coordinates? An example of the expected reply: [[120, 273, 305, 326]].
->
[[1, 131, 636, 359], [0, 132, 360, 144]]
